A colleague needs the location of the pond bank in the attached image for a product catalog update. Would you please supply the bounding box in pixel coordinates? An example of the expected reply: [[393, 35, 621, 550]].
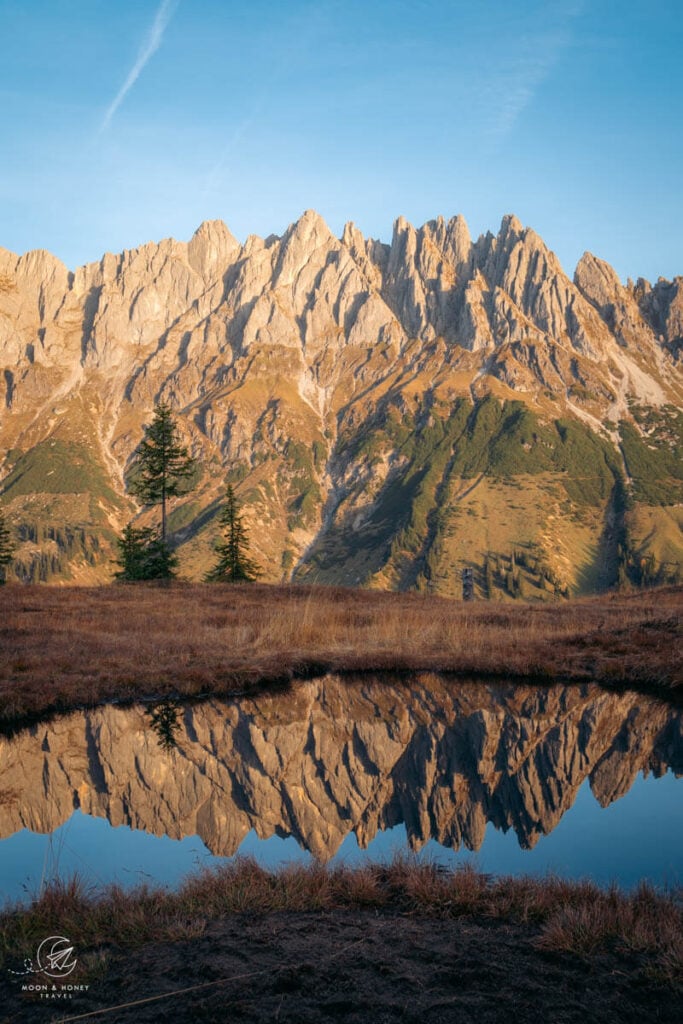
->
[[1, 862, 681, 1023]]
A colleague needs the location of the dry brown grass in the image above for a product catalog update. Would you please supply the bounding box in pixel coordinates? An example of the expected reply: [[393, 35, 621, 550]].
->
[[1, 862, 680, 987], [0, 582, 680, 726]]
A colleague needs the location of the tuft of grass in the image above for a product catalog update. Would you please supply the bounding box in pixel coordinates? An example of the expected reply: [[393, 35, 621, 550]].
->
[[535, 880, 683, 984]]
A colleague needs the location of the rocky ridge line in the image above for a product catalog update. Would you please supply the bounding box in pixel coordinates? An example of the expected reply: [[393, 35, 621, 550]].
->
[[0, 210, 681, 588]]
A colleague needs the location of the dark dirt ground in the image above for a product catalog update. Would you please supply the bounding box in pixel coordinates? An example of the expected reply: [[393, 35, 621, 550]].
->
[[2, 909, 681, 1024]]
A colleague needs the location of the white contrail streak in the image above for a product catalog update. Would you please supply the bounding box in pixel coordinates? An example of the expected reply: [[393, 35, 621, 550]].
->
[[100, 0, 179, 131]]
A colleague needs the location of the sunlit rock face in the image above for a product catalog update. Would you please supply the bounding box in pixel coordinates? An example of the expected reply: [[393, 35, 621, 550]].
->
[[0, 211, 681, 591], [0, 677, 680, 860]]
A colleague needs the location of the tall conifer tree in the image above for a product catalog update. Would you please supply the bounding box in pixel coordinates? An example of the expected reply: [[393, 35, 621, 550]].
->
[[205, 485, 260, 582], [129, 403, 196, 543]]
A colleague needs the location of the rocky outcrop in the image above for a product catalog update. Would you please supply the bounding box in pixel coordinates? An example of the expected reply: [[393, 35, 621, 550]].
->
[[0, 677, 679, 860], [637, 275, 683, 360], [0, 211, 681, 588]]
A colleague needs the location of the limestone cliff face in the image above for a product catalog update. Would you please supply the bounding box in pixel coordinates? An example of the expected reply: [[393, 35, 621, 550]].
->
[[0, 211, 681, 588], [0, 677, 679, 860]]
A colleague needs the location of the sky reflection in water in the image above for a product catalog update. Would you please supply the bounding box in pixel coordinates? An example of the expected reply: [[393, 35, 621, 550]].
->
[[0, 677, 681, 904], [1, 772, 680, 905]]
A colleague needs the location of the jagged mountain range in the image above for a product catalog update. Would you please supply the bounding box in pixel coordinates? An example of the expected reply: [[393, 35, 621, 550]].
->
[[0, 676, 680, 860], [0, 210, 681, 592]]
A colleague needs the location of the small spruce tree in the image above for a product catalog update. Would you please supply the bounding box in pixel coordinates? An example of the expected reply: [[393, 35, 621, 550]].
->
[[0, 508, 14, 585], [128, 403, 196, 543], [205, 485, 260, 582], [148, 699, 182, 750], [114, 523, 178, 581]]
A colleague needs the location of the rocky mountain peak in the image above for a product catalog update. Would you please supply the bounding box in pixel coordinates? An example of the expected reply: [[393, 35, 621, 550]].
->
[[284, 208, 336, 248], [341, 220, 362, 249], [648, 277, 683, 357], [275, 209, 339, 291], [573, 249, 664, 355], [187, 219, 240, 281], [499, 212, 524, 240], [574, 251, 624, 306]]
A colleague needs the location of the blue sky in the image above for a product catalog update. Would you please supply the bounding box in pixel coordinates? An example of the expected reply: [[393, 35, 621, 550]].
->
[[0, 0, 681, 282]]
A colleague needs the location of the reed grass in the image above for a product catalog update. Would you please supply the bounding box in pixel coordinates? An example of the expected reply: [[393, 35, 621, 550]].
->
[[1, 861, 680, 986], [0, 582, 680, 726]]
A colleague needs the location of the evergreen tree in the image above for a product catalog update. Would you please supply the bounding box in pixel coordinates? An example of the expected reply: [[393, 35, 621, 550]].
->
[[114, 523, 178, 581], [0, 507, 14, 584], [129, 404, 196, 542], [148, 699, 182, 750], [205, 485, 260, 582]]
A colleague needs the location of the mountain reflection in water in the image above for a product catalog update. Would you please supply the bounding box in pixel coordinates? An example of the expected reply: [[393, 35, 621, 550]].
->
[[0, 675, 681, 868]]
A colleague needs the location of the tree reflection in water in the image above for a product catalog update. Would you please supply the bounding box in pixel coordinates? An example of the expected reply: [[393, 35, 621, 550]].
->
[[147, 699, 182, 750]]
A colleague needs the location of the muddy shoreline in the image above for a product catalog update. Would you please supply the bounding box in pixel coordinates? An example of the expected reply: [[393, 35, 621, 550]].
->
[[2, 861, 681, 1024], [3, 908, 681, 1024]]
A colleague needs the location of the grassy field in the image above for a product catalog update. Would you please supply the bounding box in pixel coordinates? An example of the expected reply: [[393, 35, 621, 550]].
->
[[0, 582, 680, 727]]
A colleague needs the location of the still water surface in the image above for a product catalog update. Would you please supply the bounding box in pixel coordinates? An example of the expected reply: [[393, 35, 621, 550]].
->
[[0, 675, 680, 903]]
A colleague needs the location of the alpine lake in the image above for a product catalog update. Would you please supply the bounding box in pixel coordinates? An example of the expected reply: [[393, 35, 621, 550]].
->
[[0, 674, 681, 906]]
